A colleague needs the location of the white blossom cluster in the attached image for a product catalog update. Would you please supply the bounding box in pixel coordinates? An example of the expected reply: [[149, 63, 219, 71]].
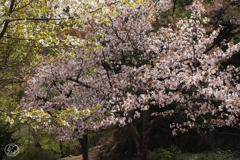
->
[[22, 0, 240, 140]]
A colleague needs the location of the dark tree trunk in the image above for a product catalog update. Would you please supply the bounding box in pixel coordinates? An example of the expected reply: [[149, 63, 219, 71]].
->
[[79, 134, 88, 160], [140, 111, 150, 160], [127, 111, 150, 160], [92, 132, 96, 146], [208, 130, 216, 151], [29, 125, 42, 151], [59, 141, 64, 158], [194, 127, 216, 151], [172, 0, 177, 15]]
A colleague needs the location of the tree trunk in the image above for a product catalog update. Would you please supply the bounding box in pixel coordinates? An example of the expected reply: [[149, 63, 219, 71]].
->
[[29, 125, 42, 151], [140, 111, 150, 160], [78, 134, 88, 160], [194, 127, 216, 151], [59, 141, 64, 158], [208, 130, 216, 151], [127, 111, 150, 160], [137, 139, 149, 160]]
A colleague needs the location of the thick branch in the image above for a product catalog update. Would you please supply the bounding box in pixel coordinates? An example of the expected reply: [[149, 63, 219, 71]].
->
[[67, 77, 97, 90], [150, 115, 163, 126], [13, 0, 34, 12], [127, 123, 141, 147], [36, 96, 48, 102], [172, 0, 177, 15], [203, 25, 239, 54], [9, 17, 72, 22], [212, 1, 236, 26], [0, 78, 24, 90], [0, 0, 15, 39]]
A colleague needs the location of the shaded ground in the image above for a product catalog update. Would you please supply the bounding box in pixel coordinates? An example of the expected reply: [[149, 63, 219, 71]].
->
[[59, 130, 117, 160], [59, 148, 100, 160]]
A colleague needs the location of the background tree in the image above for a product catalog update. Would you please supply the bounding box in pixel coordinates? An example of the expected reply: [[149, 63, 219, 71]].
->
[[0, 121, 19, 160]]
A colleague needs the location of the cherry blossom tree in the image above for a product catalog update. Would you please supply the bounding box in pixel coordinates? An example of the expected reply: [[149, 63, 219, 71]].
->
[[20, 0, 240, 160], [20, 54, 109, 159], [91, 1, 239, 158]]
